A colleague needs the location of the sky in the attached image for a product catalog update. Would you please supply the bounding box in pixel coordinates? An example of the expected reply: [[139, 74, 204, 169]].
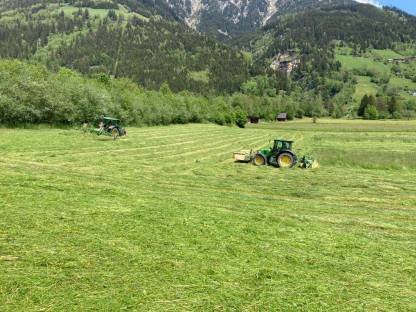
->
[[355, 0, 416, 15]]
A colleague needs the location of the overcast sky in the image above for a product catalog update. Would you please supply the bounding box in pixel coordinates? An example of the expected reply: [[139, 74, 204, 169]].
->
[[356, 0, 416, 15]]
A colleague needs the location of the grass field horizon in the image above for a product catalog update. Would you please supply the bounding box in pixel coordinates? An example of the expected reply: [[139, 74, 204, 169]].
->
[[1, 120, 415, 310]]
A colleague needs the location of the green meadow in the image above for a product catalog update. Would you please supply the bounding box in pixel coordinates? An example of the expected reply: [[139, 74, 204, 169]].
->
[[336, 48, 416, 103], [1, 120, 416, 311], [336, 54, 390, 74]]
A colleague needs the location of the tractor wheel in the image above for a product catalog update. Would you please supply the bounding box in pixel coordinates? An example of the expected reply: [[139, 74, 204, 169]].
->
[[111, 128, 120, 140], [277, 152, 295, 168], [253, 153, 266, 166]]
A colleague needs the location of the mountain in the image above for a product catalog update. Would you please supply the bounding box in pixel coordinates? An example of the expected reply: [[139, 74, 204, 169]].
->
[[248, 3, 416, 118], [0, 0, 250, 93], [164, 0, 356, 40], [1, 0, 416, 121], [254, 3, 416, 70]]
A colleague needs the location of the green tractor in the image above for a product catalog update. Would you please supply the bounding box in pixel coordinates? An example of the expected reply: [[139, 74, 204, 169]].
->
[[234, 139, 318, 169], [83, 117, 127, 140], [253, 139, 297, 168]]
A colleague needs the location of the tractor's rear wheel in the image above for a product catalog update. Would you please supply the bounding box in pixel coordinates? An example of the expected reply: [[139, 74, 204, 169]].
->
[[111, 128, 120, 140], [277, 152, 295, 168], [253, 154, 266, 166]]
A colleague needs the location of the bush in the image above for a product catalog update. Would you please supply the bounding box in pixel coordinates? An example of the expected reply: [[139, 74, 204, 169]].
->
[[364, 105, 379, 120], [295, 108, 305, 119], [234, 109, 247, 128]]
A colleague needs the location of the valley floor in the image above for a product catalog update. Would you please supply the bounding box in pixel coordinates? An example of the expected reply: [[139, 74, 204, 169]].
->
[[0, 120, 415, 311]]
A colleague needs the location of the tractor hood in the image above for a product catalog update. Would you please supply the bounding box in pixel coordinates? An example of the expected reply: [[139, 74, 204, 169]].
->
[[258, 147, 272, 156]]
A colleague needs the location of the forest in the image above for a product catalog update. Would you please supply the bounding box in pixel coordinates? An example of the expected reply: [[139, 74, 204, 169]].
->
[[0, 7, 250, 94]]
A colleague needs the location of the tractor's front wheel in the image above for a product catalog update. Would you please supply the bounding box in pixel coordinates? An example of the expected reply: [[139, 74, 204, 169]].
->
[[111, 128, 120, 140], [277, 152, 296, 168], [253, 154, 266, 166]]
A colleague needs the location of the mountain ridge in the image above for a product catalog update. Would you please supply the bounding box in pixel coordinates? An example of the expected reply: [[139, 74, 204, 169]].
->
[[163, 0, 360, 39]]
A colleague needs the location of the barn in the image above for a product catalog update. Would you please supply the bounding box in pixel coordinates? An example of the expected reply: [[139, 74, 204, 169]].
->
[[277, 113, 288, 122]]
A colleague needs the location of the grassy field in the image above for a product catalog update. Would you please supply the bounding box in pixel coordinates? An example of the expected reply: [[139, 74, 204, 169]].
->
[[1, 120, 416, 311], [335, 54, 390, 75], [352, 76, 379, 102], [336, 50, 416, 104]]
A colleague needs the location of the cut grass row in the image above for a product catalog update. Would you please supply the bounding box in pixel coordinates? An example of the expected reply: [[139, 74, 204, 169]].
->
[[1, 121, 415, 311]]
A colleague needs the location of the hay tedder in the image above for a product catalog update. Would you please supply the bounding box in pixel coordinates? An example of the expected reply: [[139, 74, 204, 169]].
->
[[83, 117, 127, 140], [234, 139, 318, 169]]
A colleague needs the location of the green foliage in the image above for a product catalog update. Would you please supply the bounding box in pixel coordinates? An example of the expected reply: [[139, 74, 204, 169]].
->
[[159, 82, 172, 95], [240, 75, 275, 97], [358, 95, 369, 117], [241, 80, 258, 96], [234, 109, 247, 128], [364, 105, 379, 120], [388, 96, 403, 117], [106, 9, 117, 21], [358, 94, 376, 117], [0, 60, 310, 126]]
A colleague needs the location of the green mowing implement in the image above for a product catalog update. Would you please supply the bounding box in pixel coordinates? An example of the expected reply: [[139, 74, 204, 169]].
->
[[83, 117, 127, 140], [234, 139, 318, 169]]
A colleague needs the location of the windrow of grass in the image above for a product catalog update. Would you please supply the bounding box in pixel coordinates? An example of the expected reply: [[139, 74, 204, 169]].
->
[[0, 120, 415, 311]]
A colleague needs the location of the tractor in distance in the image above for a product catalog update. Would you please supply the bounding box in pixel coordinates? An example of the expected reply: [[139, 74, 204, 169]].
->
[[83, 117, 127, 140], [234, 139, 318, 169]]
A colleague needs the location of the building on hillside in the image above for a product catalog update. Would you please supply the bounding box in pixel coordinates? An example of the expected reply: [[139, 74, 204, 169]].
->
[[277, 113, 288, 122], [387, 56, 416, 64], [270, 51, 300, 75]]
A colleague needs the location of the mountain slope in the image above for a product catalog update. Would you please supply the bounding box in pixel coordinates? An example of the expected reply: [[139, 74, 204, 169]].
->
[[0, 1, 249, 93], [0, 0, 177, 19], [255, 3, 416, 65], [248, 3, 416, 117], [164, 0, 356, 40]]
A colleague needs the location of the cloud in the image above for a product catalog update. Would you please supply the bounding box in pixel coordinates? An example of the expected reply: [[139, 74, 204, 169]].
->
[[353, 0, 382, 8]]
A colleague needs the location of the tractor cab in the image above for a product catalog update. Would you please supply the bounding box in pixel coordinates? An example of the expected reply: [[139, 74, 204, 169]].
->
[[84, 116, 127, 139], [273, 140, 293, 152], [102, 117, 121, 128]]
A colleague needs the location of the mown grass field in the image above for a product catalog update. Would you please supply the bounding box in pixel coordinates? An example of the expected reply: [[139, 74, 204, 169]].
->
[[1, 120, 416, 311]]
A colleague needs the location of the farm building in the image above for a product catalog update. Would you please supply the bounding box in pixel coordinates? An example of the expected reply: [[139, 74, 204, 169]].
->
[[387, 56, 416, 64], [277, 113, 288, 122], [248, 116, 260, 124]]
